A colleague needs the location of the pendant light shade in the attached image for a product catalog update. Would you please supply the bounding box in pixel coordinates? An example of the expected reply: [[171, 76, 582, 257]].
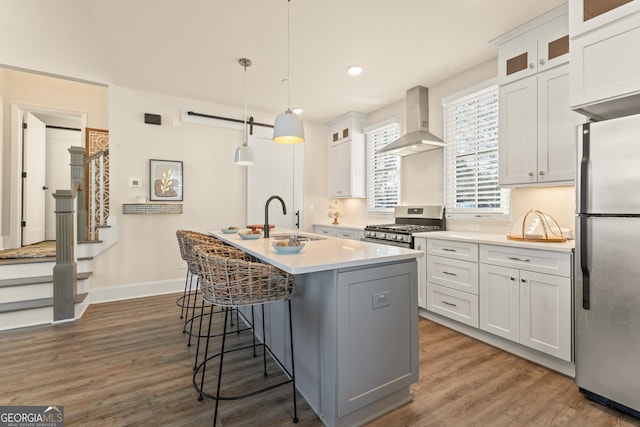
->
[[235, 58, 254, 166], [273, 0, 304, 144], [273, 109, 304, 144], [234, 144, 254, 165]]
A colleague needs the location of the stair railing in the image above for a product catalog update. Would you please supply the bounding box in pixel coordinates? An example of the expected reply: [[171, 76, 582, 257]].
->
[[85, 148, 109, 241]]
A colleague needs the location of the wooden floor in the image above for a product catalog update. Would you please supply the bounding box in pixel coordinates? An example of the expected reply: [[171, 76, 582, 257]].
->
[[1, 292, 638, 427]]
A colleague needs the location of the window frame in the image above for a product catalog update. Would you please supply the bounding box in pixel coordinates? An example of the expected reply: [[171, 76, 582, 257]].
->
[[441, 78, 509, 218], [365, 117, 402, 214]]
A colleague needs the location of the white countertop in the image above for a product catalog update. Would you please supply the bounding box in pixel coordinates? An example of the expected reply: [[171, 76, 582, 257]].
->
[[209, 228, 423, 275], [413, 230, 575, 252]]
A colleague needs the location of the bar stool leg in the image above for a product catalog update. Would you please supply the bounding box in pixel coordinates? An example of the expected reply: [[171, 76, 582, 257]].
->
[[183, 273, 194, 333], [180, 270, 191, 319], [251, 306, 257, 357], [213, 307, 230, 426], [197, 303, 215, 401], [194, 302, 213, 371], [289, 300, 298, 423], [187, 277, 200, 346], [262, 304, 267, 377]]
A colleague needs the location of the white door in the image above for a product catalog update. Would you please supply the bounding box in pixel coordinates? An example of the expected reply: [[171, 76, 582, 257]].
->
[[22, 112, 47, 246], [246, 134, 302, 230]]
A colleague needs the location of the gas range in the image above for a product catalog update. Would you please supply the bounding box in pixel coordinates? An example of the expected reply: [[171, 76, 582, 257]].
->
[[362, 206, 445, 248]]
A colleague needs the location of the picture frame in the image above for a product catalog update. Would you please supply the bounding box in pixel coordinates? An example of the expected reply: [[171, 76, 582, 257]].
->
[[149, 159, 183, 201]]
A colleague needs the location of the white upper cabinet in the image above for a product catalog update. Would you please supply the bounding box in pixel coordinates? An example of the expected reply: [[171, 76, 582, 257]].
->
[[569, 0, 640, 120], [494, 5, 570, 85], [327, 112, 367, 198], [494, 4, 585, 187]]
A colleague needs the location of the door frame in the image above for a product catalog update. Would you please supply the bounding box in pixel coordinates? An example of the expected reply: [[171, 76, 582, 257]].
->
[[9, 103, 87, 248]]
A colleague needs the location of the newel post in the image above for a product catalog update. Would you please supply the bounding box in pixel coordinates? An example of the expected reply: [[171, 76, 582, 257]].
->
[[52, 189, 77, 322], [69, 146, 87, 242]]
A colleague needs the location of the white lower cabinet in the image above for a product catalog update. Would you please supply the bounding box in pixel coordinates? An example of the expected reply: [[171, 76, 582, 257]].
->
[[425, 239, 479, 327], [427, 283, 479, 327], [479, 246, 572, 362], [423, 237, 573, 365]]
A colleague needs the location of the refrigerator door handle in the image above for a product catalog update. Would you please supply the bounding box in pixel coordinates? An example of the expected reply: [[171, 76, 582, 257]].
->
[[579, 123, 590, 214], [580, 216, 591, 310]]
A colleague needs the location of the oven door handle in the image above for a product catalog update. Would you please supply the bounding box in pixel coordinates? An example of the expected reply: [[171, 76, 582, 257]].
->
[[360, 236, 411, 248]]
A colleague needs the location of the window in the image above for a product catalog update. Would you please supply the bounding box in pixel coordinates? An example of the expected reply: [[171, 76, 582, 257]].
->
[[442, 80, 509, 215], [365, 118, 401, 213]]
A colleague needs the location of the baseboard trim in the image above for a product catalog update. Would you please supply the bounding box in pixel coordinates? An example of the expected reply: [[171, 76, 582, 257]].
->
[[91, 278, 184, 304]]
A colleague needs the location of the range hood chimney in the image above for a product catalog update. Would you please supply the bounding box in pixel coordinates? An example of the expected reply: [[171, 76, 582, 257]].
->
[[376, 86, 444, 156]]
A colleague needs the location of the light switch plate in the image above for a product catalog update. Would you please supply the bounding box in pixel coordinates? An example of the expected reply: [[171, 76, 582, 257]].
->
[[129, 178, 142, 188]]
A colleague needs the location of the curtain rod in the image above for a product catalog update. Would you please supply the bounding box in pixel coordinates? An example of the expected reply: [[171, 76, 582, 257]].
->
[[186, 111, 274, 135]]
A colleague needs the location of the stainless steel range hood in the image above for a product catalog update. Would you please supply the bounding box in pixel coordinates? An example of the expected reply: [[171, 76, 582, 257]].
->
[[377, 86, 444, 156]]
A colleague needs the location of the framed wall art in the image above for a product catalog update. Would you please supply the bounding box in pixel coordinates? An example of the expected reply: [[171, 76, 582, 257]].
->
[[149, 159, 183, 201]]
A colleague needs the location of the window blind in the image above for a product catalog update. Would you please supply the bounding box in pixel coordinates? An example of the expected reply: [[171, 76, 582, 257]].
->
[[366, 121, 401, 213], [443, 83, 509, 214]]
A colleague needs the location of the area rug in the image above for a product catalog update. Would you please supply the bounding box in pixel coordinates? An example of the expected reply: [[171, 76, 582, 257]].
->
[[0, 241, 56, 259]]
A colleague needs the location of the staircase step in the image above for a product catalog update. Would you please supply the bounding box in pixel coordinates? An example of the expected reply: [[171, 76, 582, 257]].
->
[[0, 272, 92, 288], [0, 297, 52, 313], [0, 259, 92, 280]]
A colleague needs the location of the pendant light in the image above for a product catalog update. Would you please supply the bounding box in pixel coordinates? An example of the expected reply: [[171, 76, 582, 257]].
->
[[234, 58, 255, 165], [273, 0, 305, 144]]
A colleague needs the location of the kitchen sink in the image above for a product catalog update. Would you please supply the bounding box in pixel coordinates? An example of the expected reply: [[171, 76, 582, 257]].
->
[[270, 234, 325, 242]]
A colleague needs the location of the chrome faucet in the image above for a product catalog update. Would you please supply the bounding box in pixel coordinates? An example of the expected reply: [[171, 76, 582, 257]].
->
[[264, 195, 287, 238]]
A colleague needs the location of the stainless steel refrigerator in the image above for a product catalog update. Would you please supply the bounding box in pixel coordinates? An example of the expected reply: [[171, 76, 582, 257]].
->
[[576, 113, 640, 418]]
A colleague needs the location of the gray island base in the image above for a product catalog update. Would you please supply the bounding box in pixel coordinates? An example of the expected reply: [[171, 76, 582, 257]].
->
[[209, 229, 421, 426]]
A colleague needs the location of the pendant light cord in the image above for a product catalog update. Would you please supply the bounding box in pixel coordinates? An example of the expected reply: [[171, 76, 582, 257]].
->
[[287, 0, 291, 111], [243, 61, 248, 146]]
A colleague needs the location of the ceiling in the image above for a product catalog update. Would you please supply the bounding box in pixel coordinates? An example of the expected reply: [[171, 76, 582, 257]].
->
[[84, 0, 566, 124]]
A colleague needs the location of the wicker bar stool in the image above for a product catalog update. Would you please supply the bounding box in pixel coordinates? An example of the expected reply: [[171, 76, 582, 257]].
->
[[193, 245, 298, 426], [189, 243, 256, 373], [178, 231, 245, 350]]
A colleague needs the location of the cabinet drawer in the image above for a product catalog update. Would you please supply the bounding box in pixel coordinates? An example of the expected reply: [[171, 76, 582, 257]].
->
[[480, 244, 571, 277], [314, 226, 337, 237], [426, 282, 479, 327], [427, 239, 478, 262], [335, 229, 361, 240], [427, 255, 479, 295]]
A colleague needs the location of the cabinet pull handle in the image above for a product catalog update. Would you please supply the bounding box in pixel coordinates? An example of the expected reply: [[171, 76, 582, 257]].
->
[[508, 256, 530, 262], [443, 271, 457, 276], [442, 248, 457, 252], [510, 277, 516, 281], [521, 278, 526, 283], [539, 58, 545, 65], [539, 171, 545, 176], [528, 171, 534, 177], [529, 63, 535, 69], [442, 301, 457, 307]]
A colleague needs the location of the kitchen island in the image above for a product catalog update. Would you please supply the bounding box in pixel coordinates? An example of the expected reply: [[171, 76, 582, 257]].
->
[[209, 229, 422, 427]]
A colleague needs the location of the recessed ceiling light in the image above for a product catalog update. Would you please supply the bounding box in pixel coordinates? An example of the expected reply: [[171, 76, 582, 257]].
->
[[346, 65, 362, 76], [292, 107, 303, 115]]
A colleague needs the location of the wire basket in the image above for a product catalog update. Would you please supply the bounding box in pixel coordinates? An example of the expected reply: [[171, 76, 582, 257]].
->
[[507, 209, 566, 243]]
